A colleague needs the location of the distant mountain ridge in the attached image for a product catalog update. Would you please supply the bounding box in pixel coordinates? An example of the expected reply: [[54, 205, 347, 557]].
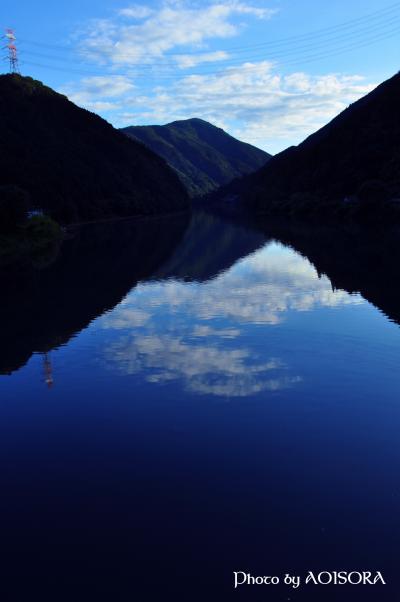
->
[[122, 118, 271, 197], [0, 74, 189, 223], [215, 71, 400, 219]]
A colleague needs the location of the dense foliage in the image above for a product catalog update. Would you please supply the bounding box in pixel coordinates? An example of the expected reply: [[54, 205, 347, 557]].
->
[[122, 118, 270, 197], [24, 214, 62, 246], [0, 185, 29, 232], [216, 71, 400, 219], [0, 74, 189, 223]]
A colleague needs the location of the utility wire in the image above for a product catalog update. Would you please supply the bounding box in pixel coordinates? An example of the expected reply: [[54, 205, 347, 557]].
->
[[19, 22, 400, 80], [17, 13, 400, 71], [17, 0, 400, 59]]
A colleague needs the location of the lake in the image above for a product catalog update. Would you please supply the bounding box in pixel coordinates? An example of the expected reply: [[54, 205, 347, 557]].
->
[[1, 211, 399, 601]]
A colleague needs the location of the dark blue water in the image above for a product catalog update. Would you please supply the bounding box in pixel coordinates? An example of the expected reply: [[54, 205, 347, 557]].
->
[[1, 212, 399, 601]]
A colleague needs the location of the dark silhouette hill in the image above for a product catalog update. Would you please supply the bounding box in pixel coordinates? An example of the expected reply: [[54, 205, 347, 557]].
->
[[0, 74, 189, 222], [215, 72, 400, 219], [122, 118, 270, 197]]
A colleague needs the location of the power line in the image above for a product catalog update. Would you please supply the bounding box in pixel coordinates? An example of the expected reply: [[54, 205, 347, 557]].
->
[[19, 22, 400, 81], [17, 0, 400, 60], [178, 1, 400, 55], [172, 1, 400, 56], [17, 12, 400, 70]]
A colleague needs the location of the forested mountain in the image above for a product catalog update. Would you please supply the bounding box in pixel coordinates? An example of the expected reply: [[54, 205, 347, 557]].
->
[[122, 118, 270, 197], [0, 74, 189, 223], [215, 71, 400, 219]]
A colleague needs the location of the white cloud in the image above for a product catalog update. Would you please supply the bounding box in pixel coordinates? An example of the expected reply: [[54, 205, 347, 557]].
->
[[63, 62, 375, 153], [112, 62, 375, 152], [176, 50, 229, 69], [80, 1, 276, 66], [77, 75, 135, 97], [63, 61, 375, 152], [227, 1, 276, 19], [60, 75, 135, 111], [64, 2, 375, 151], [118, 5, 154, 19]]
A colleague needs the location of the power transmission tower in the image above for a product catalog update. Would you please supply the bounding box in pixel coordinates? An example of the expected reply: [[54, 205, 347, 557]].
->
[[3, 29, 20, 73]]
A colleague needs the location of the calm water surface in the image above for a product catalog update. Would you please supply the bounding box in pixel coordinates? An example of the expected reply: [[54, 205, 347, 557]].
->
[[1, 212, 399, 601]]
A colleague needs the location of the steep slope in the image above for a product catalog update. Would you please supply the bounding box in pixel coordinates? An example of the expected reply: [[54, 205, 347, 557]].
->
[[220, 71, 400, 218], [122, 118, 270, 197], [0, 74, 189, 222]]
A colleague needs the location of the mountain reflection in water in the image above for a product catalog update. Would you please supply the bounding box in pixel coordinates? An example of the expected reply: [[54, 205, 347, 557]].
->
[[1, 211, 400, 601], [2, 211, 395, 379]]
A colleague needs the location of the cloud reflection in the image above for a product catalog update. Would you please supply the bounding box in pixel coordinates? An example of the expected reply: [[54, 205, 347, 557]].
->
[[106, 334, 299, 397], [100, 242, 363, 397]]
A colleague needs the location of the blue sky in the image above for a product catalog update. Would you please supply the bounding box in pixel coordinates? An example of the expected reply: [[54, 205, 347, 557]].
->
[[2, 0, 400, 152]]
